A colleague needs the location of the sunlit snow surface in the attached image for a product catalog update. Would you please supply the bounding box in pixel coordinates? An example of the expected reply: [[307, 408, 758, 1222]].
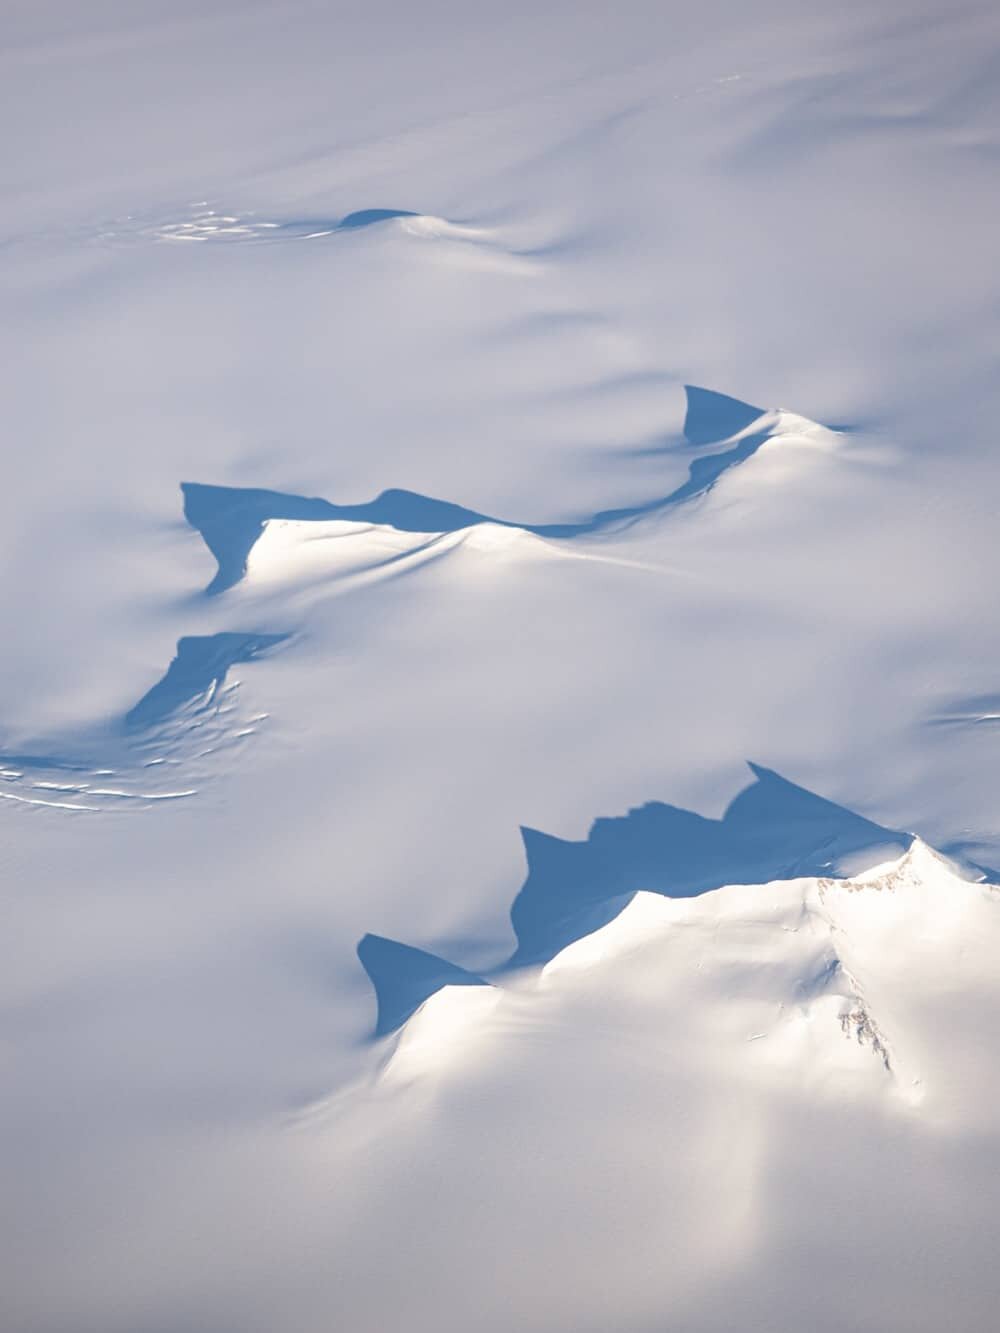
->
[[4, 1, 1000, 1330], [308, 841, 1000, 1333]]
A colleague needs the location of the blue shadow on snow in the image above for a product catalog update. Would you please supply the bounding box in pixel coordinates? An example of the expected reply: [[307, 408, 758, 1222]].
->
[[182, 386, 776, 593], [357, 764, 912, 1035], [0, 632, 289, 777], [125, 632, 290, 733]]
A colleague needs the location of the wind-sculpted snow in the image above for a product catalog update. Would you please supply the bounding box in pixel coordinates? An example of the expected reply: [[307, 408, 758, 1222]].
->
[[5, 386, 814, 812], [929, 692, 1000, 728], [123, 632, 289, 732], [0, 633, 287, 810], [7, 4, 1000, 1330], [183, 387, 836, 593], [358, 764, 911, 1033], [92, 205, 421, 245], [86, 203, 520, 259]]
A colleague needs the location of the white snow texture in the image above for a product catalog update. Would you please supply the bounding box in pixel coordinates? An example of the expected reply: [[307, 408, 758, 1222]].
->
[[3, 2, 1000, 1331]]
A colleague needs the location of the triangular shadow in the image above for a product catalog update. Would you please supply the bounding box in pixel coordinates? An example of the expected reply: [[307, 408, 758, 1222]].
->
[[683, 386, 765, 445], [357, 934, 489, 1036]]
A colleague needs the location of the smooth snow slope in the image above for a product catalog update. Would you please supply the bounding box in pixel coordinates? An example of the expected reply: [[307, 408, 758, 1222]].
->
[[3, 1, 1000, 1330], [325, 844, 1000, 1333]]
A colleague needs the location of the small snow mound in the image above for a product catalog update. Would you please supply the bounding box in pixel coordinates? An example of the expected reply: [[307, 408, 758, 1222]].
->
[[763, 409, 842, 450], [123, 206, 497, 249], [242, 516, 551, 590], [542, 891, 674, 976], [246, 517, 442, 586], [382, 984, 501, 1082], [397, 215, 489, 242], [456, 522, 538, 553], [92, 204, 476, 248]]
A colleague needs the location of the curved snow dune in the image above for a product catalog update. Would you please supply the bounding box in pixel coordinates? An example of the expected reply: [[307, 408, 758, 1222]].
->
[[312, 841, 1000, 1332], [181, 387, 842, 594]]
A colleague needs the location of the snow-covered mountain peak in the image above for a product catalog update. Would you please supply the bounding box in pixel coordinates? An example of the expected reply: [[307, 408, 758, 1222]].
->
[[369, 838, 997, 1122]]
